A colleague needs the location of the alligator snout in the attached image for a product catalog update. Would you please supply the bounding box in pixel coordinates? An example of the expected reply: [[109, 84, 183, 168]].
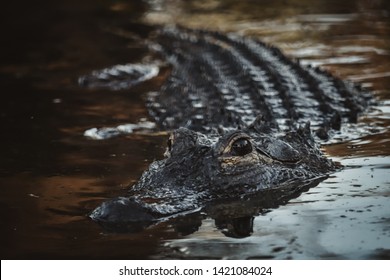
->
[[89, 197, 157, 232]]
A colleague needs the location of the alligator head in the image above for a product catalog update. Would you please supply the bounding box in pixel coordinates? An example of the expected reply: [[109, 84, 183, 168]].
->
[[90, 116, 335, 232]]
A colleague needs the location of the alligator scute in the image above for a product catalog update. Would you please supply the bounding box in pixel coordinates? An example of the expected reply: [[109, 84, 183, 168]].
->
[[85, 26, 372, 235]]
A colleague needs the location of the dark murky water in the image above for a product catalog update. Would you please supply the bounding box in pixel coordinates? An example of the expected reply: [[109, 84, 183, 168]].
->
[[1, 0, 389, 259]]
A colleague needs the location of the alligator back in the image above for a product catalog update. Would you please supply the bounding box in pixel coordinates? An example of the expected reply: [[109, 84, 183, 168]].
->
[[148, 27, 371, 139]]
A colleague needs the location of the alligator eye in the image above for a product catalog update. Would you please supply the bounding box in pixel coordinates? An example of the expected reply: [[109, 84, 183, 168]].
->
[[230, 138, 253, 156]]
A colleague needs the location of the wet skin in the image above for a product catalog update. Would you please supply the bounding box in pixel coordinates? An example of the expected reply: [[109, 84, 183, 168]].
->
[[90, 119, 335, 231], [87, 27, 370, 233]]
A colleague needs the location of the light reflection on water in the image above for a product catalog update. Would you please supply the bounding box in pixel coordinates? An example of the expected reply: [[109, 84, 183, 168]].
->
[[0, 0, 389, 259], [158, 156, 390, 259], [141, 0, 390, 259]]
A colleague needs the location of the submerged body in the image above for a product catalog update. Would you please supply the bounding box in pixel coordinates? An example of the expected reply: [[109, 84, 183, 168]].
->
[[85, 27, 371, 231]]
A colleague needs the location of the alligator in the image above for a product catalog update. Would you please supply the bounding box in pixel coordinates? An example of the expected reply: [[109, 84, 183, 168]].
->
[[83, 26, 372, 234]]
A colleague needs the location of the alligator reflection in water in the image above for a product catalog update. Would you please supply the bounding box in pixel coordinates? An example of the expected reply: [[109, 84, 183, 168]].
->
[[82, 26, 372, 235], [96, 177, 324, 238]]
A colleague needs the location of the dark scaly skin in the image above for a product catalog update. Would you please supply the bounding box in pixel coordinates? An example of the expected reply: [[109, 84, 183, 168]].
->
[[88, 27, 371, 232], [148, 27, 370, 136]]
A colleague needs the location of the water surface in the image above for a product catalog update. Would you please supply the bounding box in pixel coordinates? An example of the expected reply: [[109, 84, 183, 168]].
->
[[0, 0, 389, 259]]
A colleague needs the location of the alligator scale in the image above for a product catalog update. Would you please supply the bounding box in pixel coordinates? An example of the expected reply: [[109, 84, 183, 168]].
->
[[83, 27, 371, 233]]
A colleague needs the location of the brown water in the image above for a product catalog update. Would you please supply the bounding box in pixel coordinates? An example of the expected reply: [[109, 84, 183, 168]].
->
[[0, 0, 389, 259]]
